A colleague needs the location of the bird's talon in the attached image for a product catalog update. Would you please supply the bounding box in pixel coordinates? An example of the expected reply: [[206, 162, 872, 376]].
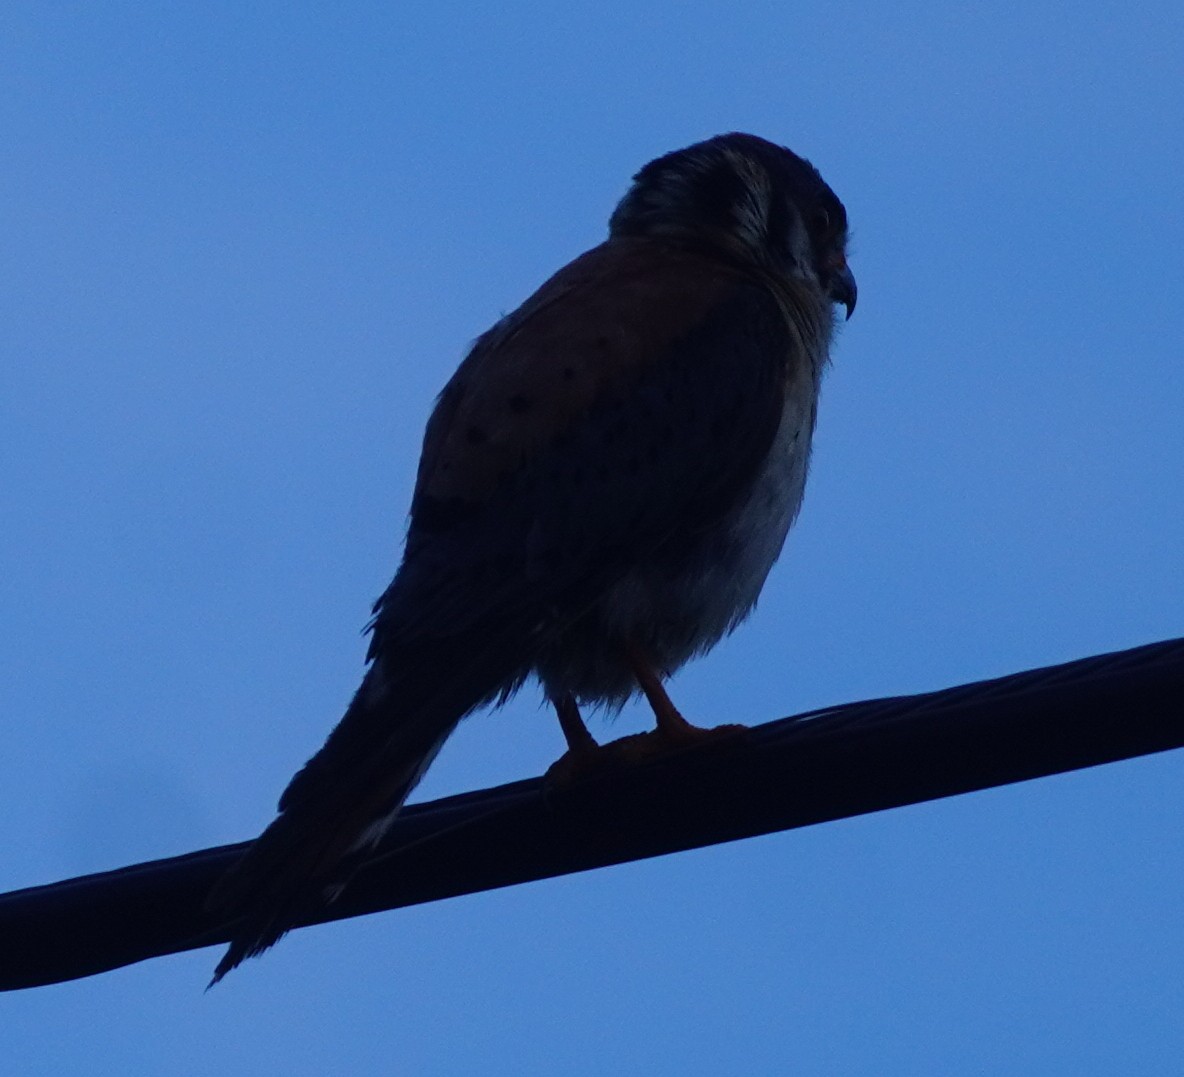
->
[[606, 721, 749, 764], [543, 744, 618, 789]]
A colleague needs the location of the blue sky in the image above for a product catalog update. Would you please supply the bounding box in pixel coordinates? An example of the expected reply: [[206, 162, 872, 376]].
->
[[3, 2, 1183, 1073]]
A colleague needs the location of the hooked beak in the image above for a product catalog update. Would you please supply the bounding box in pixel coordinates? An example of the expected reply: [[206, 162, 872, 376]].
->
[[827, 261, 857, 320]]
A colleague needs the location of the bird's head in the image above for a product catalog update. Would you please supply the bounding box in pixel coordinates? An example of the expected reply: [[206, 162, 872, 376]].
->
[[609, 133, 856, 319]]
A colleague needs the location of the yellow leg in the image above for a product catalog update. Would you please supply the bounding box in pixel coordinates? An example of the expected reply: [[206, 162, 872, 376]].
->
[[544, 693, 603, 786], [624, 640, 748, 748], [553, 692, 599, 754], [624, 642, 698, 740]]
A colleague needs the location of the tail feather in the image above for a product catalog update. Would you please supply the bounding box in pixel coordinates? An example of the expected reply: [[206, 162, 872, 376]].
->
[[206, 630, 530, 985]]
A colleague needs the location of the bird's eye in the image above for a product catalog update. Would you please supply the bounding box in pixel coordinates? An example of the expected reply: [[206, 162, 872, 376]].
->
[[811, 208, 832, 236]]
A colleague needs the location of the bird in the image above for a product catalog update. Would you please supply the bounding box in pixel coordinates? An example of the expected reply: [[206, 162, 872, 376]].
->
[[206, 132, 856, 983]]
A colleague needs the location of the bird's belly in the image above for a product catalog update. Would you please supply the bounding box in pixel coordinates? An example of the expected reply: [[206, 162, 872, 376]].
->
[[536, 398, 814, 705]]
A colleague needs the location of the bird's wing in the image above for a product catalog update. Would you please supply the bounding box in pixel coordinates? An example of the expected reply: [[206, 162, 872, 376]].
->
[[208, 239, 806, 981], [373, 237, 808, 649]]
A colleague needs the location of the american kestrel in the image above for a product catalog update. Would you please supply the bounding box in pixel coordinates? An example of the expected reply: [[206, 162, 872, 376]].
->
[[208, 132, 855, 982]]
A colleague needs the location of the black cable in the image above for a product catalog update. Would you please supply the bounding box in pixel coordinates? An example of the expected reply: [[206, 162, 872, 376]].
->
[[2, 635, 1182, 991]]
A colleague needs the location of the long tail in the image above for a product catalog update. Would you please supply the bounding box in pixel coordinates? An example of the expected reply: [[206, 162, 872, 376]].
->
[[205, 630, 529, 985]]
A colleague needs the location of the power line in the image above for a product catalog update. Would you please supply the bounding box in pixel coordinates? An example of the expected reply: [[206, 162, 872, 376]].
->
[[2, 635, 1182, 991]]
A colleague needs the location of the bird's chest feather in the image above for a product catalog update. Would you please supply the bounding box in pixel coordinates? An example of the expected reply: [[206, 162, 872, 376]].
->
[[602, 368, 820, 664], [712, 385, 816, 608]]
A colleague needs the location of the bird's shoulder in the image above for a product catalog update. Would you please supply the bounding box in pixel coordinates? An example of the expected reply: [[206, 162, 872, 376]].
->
[[414, 237, 797, 508]]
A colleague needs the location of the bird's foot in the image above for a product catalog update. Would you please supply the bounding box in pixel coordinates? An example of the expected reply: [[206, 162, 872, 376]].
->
[[544, 742, 614, 788], [602, 719, 749, 765], [544, 718, 748, 789]]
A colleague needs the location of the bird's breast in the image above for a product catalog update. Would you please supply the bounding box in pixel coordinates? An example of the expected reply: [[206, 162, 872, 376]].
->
[[585, 379, 819, 692], [673, 381, 817, 638]]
